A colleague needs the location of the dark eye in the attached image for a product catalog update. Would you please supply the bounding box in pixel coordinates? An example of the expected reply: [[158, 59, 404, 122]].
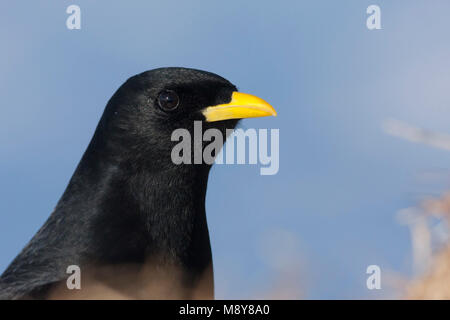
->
[[157, 90, 179, 111]]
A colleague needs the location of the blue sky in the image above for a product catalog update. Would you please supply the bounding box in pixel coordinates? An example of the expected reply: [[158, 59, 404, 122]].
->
[[1, 1, 450, 299]]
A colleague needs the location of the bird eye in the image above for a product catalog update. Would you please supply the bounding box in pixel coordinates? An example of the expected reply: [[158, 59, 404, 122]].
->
[[157, 90, 179, 112]]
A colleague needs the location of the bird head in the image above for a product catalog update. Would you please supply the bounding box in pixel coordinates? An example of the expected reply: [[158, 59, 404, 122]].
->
[[98, 67, 276, 169]]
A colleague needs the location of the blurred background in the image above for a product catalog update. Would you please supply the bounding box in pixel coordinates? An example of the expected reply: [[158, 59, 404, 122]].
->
[[1, 0, 450, 299]]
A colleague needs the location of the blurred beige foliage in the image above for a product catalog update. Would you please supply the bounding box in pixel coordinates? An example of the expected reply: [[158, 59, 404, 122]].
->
[[404, 192, 450, 299], [406, 245, 450, 299], [383, 118, 450, 299]]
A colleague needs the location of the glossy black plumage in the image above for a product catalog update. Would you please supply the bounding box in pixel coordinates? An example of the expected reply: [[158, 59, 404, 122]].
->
[[0, 68, 239, 299]]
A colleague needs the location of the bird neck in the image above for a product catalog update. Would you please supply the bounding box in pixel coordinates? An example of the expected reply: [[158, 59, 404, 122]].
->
[[121, 162, 215, 296], [59, 144, 214, 292]]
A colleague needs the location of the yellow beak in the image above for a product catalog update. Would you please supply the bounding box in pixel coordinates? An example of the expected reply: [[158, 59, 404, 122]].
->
[[202, 92, 277, 122]]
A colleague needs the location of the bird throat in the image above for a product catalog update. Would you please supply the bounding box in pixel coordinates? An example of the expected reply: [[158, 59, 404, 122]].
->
[[58, 148, 215, 298]]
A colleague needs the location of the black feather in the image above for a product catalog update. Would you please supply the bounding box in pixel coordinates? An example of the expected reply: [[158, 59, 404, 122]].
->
[[0, 68, 238, 299]]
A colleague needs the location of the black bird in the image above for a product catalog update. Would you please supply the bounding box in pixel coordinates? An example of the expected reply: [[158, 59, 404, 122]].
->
[[0, 67, 276, 299]]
